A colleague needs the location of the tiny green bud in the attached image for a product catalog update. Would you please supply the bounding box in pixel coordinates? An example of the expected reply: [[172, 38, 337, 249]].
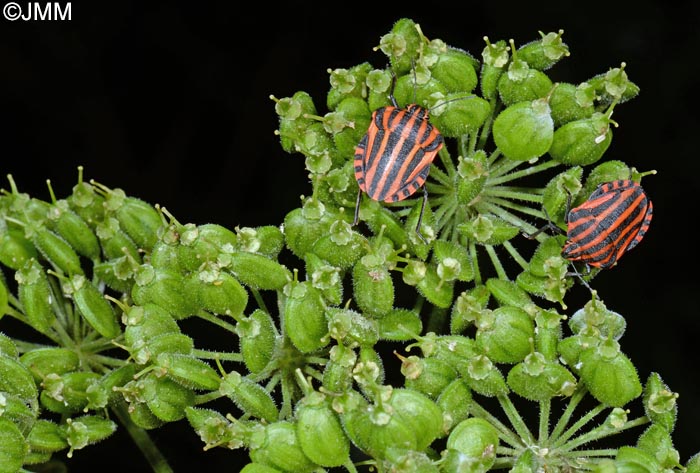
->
[[549, 82, 595, 127], [187, 269, 248, 319], [516, 30, 570, 70], [32, 227, 84, 275], [70, 274, 121, 339], [47, 200, 101, 260]]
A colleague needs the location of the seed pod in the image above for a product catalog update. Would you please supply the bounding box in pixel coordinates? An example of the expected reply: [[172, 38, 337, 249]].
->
[[47, 201, 101, 260], [615, 446, 662, 472], [0, 392, 37, 436], [0, 418, 28, 473], [221, 371, 279, 423], [124, 303, 181, 349], [241, 226, 284, 259], [579, 340, 642, 407], [134, 333, 194, 364], [39, 371, 102, 415], [480, 38, 509, 100], [176, 223, 239, 271], [132, 265, 200, 319], [0, 333, 18, 358], [141, 374, 195, 422], [305, 253, 343, 306], [322, 345, 357, 393], [534, 309, 564, 362], [507, 355, 577, 401], [26, 419, 68, 454], [122, 399, 162, 430], [93, 257, 135, 293], [376, 308, 422, 342], [353, 258, 394, 316], [98, 364, 137, 406], [187, 268, 248, 319], [416, 264, 453, 310], [224, 251, 291, 291], [475, 306, 534, 364], [148, 239, 183, 272], [461, 355, 508, 397], [446, 417, 499, 470], [96, 218, 141, 262], [361, 202, 410, 251], [548, 113, 613, 166], [390, 388, 444, 452], [32, 228, 84, 275], [249, 421, 317, 473], [549, 82, 595, 127], [296, 392, 350, 467], [456, 151, 488, 206], [436, 378, 472, 433], [485, 278, 537, 315], [69, 274, 121, 339], [67, 177, 106, 227], [311, 221, 367, 270], [61, 415, 117, 456], [497, 57, 553, 106], [643, 372, 677, 432], [0, 278, 7, 318], [326, 62, 372, 111], [240, 464, 284, 473], [0, 352, 39, 405], [331, 97, 372, 158], [327, 308, 379, 347], [402, 355, 458, 399], [109, 193, 162, 251], [156, 353, 220, 391], [20, 347, 80, 381], [451, 286, 490, 335], [238, 309, 277, 374], [434, 240, 474, 282], [429, 93, 490, 138], [528, 236, 566, 278], [283, 205, 335, 259], [637, 424, 680, 470], [379, 18, 422, 75], [493, 98, 554, 161], [383, 448, 438, 473], [0, 228, 38, 270], [16, 258, 55, 334], [542, 166, 583, 226], [516, 30, 569, 70], [284, 281, 328, 353]]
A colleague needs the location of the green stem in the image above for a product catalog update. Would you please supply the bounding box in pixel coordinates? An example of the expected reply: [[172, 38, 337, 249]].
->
[[482, 186, 544, 203], [548, 385, 587, 443], [195, 311, 239, 335], [498, 393, 536, 445], [469, 400, 525, 449], [469, 240, 482, 286], [487, 160, 560, 186], [483, 195, 544, 219], [502, 241, 530, 271], [550, 403, 606, 449], [111, 402, 174, 473], [538, 399, 551, 443], [250, 288, 269, 314], [484, 244, 507, 280], [558, 416, 650, 453], [192, 349, 243, 362], [476, 201, 540, 234], [194, 391, 224, 405], [559, 448, 618, 458]]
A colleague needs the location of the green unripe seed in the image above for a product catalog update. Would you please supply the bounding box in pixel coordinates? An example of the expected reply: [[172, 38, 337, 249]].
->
[[614, 446, 662, 472], [446, 417, 499, 469], [548, 113, 613, 166], [39, 371, 102, 415], [643, 372, 678, 432], [112, 195, 162, 251], [296, 395, 350, 467], [142, 374, 195, 422], [71, 275, 121, 339], [498, 60, 553, 106], [403, 355, 458, 399], [380, 18, 423, 74], [437, 378, 472, 433], [132, 265, 200, 319], [516, 30, 569, 70], [431, 47, 478, 93], [353, 260, 394, 316], [0, 353, 39, 405], [579, 343, 642, 407], [26, 419, 69, 453], [429, 93, 490, 138], [493, 98, 554, 161], [33, 228, 84, 275], [20, 347, 80, 381], [124, 303, 181, 348], [476, 306, 534, 364], [377, 308, 422, 342], [47, 202, 101, 260], [249, 421, 317, 473], [156, 353, 221, 391], [416, 264, 453, 309], [542, 166, 583, 226], [238, 309, 277, 374], [284, 281, 328, 353], [0, 418, 28, 473], [507, 357, 577, 401], [549, 82, 595, 127], [225, 251, 291, 291], [62, 415, 117, 457], [0, 228, 38, 270], [16, 258, 55, 334]]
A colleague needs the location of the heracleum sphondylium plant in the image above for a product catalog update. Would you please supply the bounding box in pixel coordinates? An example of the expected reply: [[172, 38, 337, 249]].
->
[[0, 17, 696, 473]]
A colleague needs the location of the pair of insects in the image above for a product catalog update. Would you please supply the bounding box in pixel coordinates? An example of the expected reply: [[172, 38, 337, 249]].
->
[[351, 73, 653, 268]]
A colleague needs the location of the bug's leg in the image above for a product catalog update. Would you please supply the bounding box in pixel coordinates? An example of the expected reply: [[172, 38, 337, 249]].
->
[[388, 71, 399, 108], [566, 262, 596, 293], [414, 186, 429, 244], [524, 206, 565, 239], [353, 189, 362, 226]]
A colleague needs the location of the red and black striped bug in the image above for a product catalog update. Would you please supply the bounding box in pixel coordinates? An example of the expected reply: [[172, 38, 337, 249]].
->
[[352, 73, 467, 243], [561, 179, 653, 269]]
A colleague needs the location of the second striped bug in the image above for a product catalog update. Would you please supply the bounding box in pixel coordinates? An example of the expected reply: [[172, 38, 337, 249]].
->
[[562, 179, 653, 269]]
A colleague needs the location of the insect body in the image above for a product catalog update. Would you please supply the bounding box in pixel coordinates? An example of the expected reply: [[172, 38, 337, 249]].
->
[[353, 98, 443, 242], [562, 179, 653, 268]]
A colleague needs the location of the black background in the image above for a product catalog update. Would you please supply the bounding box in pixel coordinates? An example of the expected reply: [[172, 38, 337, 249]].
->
[[1, 1, 699, 471]]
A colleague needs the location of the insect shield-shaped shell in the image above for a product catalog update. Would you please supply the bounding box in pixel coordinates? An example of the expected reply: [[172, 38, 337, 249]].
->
[[354, 103, 443, 205], [562, 180, 653, 268]]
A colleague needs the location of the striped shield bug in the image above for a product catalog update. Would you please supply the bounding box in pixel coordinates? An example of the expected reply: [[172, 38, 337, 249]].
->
[[352, 72, 471, 243], [561, 179, 653, 269]]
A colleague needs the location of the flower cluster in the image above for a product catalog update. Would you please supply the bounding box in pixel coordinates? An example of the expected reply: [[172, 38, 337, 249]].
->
[[0, 17, 696, 473]]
